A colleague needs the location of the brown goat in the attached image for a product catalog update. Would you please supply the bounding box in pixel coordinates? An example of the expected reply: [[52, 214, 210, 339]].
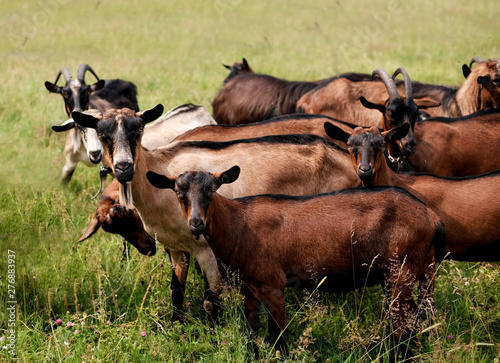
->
[[71, 105, 360, 324], [408, 108, 500, 176], [146, 166, 444, 360], [299, 68, 438, 160], [173, 113, 356, 145], [396, 57, 500, 117], [212, 58, 327, 124], [325, 122, 500, 261], [221, 58, 254, 82]]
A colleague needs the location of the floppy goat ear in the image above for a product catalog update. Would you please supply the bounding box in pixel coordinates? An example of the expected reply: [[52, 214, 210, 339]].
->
[[382, 123, 410, 144], [72, 111, 100, 129], [137, 104, 164, 124], [216, 165, 240, 186], [359, 96, 386, 113], [223, 64, 231, 69], [324, 122, 350, 145], [146, 171, 176, 190], [52, 119, 76, 132]]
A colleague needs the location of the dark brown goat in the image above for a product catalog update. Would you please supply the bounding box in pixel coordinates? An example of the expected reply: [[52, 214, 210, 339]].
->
[[77, 178, 156, 257], [222, 58, 254, 82], [212, 58, 327, 124], [408, 109, 500, 176], [146, 167, 443, 360], [325, 122, 500, 261]]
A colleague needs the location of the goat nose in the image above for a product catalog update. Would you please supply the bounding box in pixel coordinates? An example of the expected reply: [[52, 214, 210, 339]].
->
[[359, 164, 371, 172], [190, 218, 203, 229], [114, 161, 133, 173], [89, 150, 101, 164]]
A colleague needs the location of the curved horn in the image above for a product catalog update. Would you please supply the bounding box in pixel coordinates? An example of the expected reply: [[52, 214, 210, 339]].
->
[[372, 68, 400, 100], [392, 67, 413, 102], [53, 66, 72, 85], [77, 63, 100, 82], [469, 56, 485, 68]]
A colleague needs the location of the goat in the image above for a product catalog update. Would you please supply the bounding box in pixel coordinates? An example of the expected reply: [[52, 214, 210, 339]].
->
[[299, 68, 438, 160], [45, 64, 139, 185], [146, 166, 444, 360], [212, 58, 327, 124], [71, 105, 360, 324], [324, 122, 500, 262], [76, 104, 216, 254], [408, 108, 500, 176], [410, 56, 500, 117], [173, 113, 356, 144], [221, 58, 254, 83]]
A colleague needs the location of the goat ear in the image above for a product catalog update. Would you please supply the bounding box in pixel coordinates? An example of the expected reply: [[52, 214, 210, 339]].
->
[[76, 214, 100, 243], [45, 81, 61, 93], [359, 96, 386, 113], [414, 97, 441, 109], [146, 171, 176, 190], [91, 79, 105, 92], [243, 58, 249, 69], [217, 165, 240, 185], [72, 111, 100, 129], [462, 64, 472, 79], [223, 64, 231, 69], [382, 123, 409, 143], [324, 122, 350, 144], [137, 104, 164, 125], [52, 119, 76, 132]]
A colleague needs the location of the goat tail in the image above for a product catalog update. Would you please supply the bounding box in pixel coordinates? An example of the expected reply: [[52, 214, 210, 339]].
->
[[432, 221, 447, 262]]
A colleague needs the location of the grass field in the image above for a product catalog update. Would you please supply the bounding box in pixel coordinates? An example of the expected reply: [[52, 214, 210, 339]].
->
[[1, 0, 499, 361]]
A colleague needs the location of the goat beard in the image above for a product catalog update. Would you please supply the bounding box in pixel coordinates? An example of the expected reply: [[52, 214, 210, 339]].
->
[[119, 181, 134, 209]]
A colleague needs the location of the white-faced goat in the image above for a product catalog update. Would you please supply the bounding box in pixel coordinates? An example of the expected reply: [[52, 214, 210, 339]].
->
[[146, 166, 444, 361], [71, 105, 360, 324], [45, 64, 139, 185]]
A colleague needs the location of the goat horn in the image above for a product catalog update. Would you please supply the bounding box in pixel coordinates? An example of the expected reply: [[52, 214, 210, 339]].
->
[[392, 67, 413, 102], [53, 66, 72, 85], [77, 63, 100, 82], [469, 56, 485, 68], [372, 68, 400, 101]]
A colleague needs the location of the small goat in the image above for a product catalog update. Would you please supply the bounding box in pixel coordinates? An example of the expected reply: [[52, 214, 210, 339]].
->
[[46, 64, 139, 185], [71, 105, 360, 324], [325, 122, 500, 261], [212, 58, 327, 124], [146, 166, 444, 360]]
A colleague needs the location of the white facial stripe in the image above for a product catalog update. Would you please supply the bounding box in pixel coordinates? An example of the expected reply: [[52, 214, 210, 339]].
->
[[113, 118, 134, 165], [82, 128, 103, 154]]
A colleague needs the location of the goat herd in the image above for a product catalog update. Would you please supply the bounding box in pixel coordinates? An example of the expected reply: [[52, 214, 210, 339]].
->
[[45, 57, 500, 361]]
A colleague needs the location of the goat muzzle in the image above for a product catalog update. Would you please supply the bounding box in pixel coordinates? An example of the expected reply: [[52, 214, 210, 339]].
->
[[114, 162, 134, 183]]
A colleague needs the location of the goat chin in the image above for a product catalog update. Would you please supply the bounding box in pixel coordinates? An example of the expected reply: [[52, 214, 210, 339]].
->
[[119, 181, 134, 208]]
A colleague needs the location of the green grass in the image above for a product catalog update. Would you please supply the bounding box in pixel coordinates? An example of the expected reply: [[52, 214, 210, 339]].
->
[[1, 0, 499, 361]]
